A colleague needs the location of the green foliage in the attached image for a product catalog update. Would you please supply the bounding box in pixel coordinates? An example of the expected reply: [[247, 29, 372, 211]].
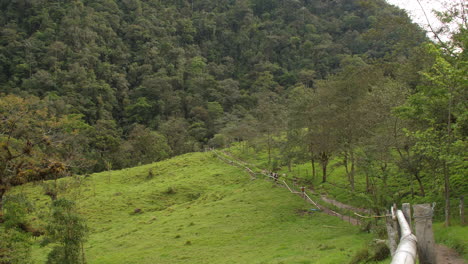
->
[[348, 248, 369, 264], [348, 241, 389, 264], [0, 228, 32, 264], [115, 124, 171, 168], [0, 94, 91, 208], [45, 199, 88, 264], [208, 134, 227, 148], [0, 0, 427, 177], [0, 195, 33, 264], [2, 195, 32, 230]]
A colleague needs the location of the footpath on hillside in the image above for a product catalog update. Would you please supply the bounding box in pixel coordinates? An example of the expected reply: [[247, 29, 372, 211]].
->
[[211, 149, 467, 264]]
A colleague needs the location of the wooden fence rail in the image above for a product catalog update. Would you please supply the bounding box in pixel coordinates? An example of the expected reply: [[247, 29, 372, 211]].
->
[[211, 149, 362, 225], [211, 149, 437, 264], [389, 203, 437, 264]]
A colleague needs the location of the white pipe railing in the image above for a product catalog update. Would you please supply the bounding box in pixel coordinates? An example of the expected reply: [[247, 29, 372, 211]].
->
[[390, 210, 418, 264]]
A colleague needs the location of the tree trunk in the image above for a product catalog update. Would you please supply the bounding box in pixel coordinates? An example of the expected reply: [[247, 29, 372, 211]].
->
[[311, 156, 316, 179], [322, 164, 327, 183], [381, 162, 388, 188], [365, 171, 370, 193], [444, 162, 450, 226], [320, 152, 329, 183], [309, 143, 316, 178], [350, 150, 355, 191], [414, 172, 426, 197], [267, 133, 272, 166], [0, 189, 4, 211], [444, 82, 454, 227], [343, 152, 350, 182]]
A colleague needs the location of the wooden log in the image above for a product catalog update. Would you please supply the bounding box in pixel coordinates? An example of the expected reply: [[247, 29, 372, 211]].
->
[[413, 204, 436, 264], [391, 210, 417, 264]]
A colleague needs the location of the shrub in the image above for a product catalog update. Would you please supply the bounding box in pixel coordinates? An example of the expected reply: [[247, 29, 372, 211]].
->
[[349, 248, 369, 264]]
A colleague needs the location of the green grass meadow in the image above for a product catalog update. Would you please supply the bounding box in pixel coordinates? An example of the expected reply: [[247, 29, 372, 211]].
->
[[11, 152, 384, 263], [226, 143, 468, 261]]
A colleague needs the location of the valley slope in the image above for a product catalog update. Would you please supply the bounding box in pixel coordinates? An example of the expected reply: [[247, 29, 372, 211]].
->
[[13, 152, 380, 264]]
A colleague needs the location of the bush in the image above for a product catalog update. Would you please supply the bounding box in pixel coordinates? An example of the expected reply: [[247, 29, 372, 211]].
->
[[348, 241, 390, 264], [349, 248, 369, 264], [370, 241, 390, 261]]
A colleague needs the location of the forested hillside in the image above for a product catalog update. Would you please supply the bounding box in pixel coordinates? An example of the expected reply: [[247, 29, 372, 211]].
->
[[0, 0, 427, 172], [1, 0, 467, 263]]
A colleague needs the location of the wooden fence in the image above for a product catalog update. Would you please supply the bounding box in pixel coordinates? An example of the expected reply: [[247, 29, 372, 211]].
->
[[388, 203, 437, 264], [210, 149, 438, 264], [211, 149, 362, 225]]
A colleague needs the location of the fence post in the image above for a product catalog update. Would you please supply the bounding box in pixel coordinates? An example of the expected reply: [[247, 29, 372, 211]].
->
[[402, 203, 412, 230], [413, 204, 436, 264], [392, 204, 400, 239], [386, 208, 399, 256]]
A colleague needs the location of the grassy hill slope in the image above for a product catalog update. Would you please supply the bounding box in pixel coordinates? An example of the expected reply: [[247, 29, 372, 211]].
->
[[225, 144, 468, 261], [10, 151, 385, 264]]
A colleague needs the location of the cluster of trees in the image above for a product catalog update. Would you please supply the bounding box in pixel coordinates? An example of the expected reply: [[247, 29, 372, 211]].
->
[[0, 94, 170, 210], [240, 1, 467, 225]]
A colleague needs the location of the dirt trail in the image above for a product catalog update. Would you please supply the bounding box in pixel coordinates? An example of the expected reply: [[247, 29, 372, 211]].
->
[[308, 198, 361, 226], [304, 185, 371, 215], [436, 244, 467, 264]]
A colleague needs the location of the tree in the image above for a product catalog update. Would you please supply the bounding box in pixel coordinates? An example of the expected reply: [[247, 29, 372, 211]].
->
[[116, 125, 171, 168], [0, 95, 86, 210], [395, 42, 467, 226], [287, 84, 339, 183], [44, 199, 88, 264], [323, 65, 369, 190], [287, 85, 319, 179], [253, 91, 285, 167], [359, 77, 410, 193], [160, 117, 198, 155], [88, 119, 122, 171]]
